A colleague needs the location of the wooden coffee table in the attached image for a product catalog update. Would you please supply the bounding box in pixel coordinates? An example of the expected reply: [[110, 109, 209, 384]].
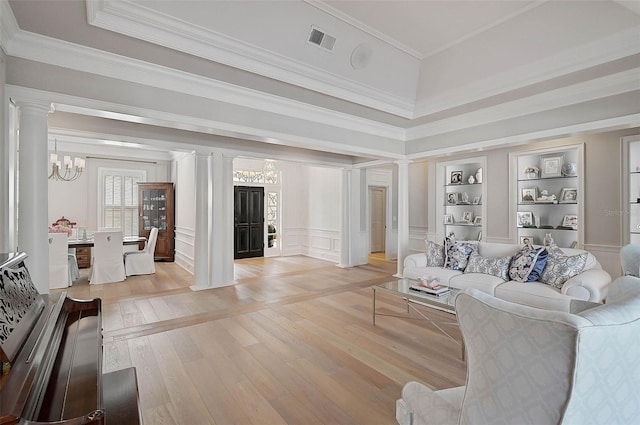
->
[[372, 278, 465, 360]]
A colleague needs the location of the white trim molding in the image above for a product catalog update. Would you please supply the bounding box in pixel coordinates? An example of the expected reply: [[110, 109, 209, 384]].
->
[[86, 0, 416, 118]]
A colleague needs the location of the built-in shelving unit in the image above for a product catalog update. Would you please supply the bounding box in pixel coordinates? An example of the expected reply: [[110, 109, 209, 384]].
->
[[623, 136, 640, 245], [437, 157, 486, 242], [510, 144, 584, 248]]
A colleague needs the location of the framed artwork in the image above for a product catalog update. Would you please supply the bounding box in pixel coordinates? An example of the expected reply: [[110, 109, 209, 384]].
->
[[473, 216, 482, 225], [562, 214, 578, 229], [521, 187, 538, 203], [559, 187, 578, 203], [462, 211, 473, 223], [472, 196, 482, 205], [516, 211, 534, 227], [540, 153, 564, 178], [519, 235, 535, 245], [446, 193, 459, 205], [450, 171, 463, 184], [443, 214, 454, 224]]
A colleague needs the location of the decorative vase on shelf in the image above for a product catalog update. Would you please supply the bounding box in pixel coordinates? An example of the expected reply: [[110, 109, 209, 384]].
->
[[475, 168, 483, 183], [468, 175, 475, 184]]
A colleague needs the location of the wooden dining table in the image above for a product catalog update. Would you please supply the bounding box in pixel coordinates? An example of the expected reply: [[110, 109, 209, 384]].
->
[[68, 236, 146, 268], [68, 236, 147, 248]]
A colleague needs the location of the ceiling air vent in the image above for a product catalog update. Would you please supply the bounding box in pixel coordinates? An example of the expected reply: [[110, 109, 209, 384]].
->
[[308, 26, 336, 51]]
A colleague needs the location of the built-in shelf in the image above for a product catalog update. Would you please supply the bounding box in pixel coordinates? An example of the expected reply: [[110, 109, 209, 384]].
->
[[438, 157, 486, 241], [625, 137, 640, 244], [510, 145, 583, 247]]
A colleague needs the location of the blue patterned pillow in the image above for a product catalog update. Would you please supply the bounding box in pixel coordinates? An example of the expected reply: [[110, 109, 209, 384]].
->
[[508, 246, 548, 282], [464, 252, 512, 280], [540, 244, 587, 289], [444, 240, 478, 271], [425, 240, 445, 267]]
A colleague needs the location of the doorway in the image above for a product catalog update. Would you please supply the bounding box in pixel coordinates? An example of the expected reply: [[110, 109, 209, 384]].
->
[[234, 186, 265, 259], [370, 187, 386, 254]]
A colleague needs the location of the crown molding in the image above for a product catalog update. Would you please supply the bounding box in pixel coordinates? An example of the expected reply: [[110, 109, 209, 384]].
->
[[406, 114, 640, 160], [6, 28, 405, 141], [414, 25, 640, 118], [0, 0, 18, 53], [48, 129, 177, 161], [87, 0, 415, 118], [7, 85, 405, 161], [408, 67, 640, 141]]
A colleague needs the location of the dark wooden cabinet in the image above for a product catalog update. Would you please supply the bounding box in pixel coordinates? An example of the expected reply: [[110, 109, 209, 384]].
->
[[138, 182, 175, 261]]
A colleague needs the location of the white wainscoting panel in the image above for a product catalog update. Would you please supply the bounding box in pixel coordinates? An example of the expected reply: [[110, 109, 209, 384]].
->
[[174, 226, 195, 274]]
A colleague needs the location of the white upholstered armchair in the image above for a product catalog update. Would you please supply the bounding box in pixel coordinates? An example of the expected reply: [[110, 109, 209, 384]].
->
[[397, 281, 640, 425], [609, 243, 640, 301]]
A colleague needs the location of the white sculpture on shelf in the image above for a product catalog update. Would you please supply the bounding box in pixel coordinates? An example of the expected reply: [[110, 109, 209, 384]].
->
[[475, 168, 483, 183]]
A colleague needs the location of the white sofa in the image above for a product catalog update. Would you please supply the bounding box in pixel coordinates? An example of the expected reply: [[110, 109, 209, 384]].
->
[[403, 241, 611, 311]]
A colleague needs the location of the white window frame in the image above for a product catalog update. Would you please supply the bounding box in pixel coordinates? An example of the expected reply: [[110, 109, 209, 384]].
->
[[97, 167, 146, 237]]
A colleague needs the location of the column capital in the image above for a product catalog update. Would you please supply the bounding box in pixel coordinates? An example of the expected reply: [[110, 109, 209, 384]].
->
[[394, 159, 412, 166], [194, 150, 211, 159], [12, 99, 54, 114]]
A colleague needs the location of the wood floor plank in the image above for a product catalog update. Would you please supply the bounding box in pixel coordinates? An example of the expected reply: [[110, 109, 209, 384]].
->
[[146, 332, 214, 424], [55, 256, 467, 424]]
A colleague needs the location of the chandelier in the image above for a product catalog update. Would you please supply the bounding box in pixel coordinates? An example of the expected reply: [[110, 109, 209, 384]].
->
[[48, 139, 85, 181]]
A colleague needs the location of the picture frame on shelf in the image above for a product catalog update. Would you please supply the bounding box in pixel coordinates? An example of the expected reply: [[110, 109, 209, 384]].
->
[[562, 214, 578, 230], [446, 193, 459, 205], [473, 216, 482, 225], [472, 195, 482, 205], [559, 187, 578, 203], [450, 170, 463, 184], [521, 187, 538, 203], [516, 211, 534, 227], [443, 214, 454, 224], [462, 211, 473, 223], [519, 235, 535, 245], [540, 153, 564, 178]]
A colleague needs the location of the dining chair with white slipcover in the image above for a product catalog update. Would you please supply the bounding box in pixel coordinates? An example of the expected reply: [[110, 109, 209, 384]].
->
[[89, 231, 126, 284], [124, 227, 158, 276], [49, 233, 71, 289]]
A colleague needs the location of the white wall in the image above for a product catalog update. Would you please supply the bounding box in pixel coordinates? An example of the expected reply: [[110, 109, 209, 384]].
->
[[408, 161, 428, 253], [0, 48, 8, 251], [280, 161, 342, 262], [48, 154, 170, 231], [174, 153, 196, 273]]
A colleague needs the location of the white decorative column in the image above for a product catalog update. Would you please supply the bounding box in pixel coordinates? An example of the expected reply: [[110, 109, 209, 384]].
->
[[396, 160, 410, 277], [16, 100, 52, 293], [209, 151, 235, 287], [338, 168, 351, 268], [191, 151, 211, 291]]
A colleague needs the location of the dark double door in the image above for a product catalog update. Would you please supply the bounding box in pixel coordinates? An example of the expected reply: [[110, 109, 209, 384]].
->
[[234, 186, 264, 259]]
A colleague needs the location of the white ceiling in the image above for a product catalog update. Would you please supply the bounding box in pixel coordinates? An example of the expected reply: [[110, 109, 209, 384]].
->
[[3, 0, 640, 162]]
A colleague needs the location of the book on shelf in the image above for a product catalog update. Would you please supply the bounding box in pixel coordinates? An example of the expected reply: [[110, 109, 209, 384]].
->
[[409, 284, 450, 296]]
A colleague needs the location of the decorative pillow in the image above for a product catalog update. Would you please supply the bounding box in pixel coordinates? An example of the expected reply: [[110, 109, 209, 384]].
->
[[444, 239, 478, 271], [540, 244, 588, 289], [425, 240, 445, 267], [508, 245, 548, 282], [464, 252, 512, 280]]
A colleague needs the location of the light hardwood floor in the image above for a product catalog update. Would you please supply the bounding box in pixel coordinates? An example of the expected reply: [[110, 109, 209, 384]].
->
[[57, 256, 466, 425]]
